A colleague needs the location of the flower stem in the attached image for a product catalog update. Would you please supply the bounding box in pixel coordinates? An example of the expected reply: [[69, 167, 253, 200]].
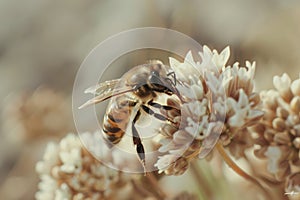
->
[[216, 141, 271, 200], [146, 172, 167, 199], [190, 161, 214, 199], [131, 179, 154, 198]]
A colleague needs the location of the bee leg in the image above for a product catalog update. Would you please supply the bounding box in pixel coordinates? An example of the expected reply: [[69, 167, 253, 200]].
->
[[132, 110, 146, 172], [141, 105, 175, 124]]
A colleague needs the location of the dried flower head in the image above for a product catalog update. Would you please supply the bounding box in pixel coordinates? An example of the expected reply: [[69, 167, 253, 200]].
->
[[251, 74, 300, 183], [35, 132, 138, 200], [2, 88, 73, 143], [155, 46, 263, 175]]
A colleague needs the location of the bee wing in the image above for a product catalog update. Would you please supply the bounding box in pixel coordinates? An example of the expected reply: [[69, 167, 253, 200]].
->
[[79, 80, 135, 109], [198, 129, 222, 159], [84, 79, 121, 95]]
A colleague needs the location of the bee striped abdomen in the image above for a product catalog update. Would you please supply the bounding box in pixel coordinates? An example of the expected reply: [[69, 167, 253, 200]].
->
[[102, 95, 137, 145]]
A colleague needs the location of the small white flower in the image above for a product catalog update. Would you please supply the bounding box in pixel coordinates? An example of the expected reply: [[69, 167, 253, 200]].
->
[[158, 138, 176, 152], [80, 131, 114, 164], [185, 115, 209, 140], [205, 72, 227, 97], [59, 148, 82, 173], [212, 46, 230, 71], [36, 175, 58, 200], [155, 154, 179, 173], [264, 146, 281, 174], [55, 183, 71, 200], [173, 130, 194, 146], [245, 61, 256, 79], [197, 46, 215, 72], [43, 142, 59, 162], [36, 142, 59, 174], [60, 134, 81, 151], [226, 90, 250, 127], [181, 101, 207, 121], [273, 73, 291, 95], [291, 77, 300, 96], [169, 51, 199, 82]]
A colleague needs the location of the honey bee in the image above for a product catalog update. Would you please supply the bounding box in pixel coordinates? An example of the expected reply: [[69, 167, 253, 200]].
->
[[79, 60, 181, 171]]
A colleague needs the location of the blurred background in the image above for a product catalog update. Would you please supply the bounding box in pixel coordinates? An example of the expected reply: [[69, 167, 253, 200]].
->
[[0, 0, 300, 199]]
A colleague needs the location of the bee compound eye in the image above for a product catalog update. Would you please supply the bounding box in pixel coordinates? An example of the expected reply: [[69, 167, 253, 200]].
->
[[152, 70, 159, 77], [155, 63, 162, 70], [149, 71, 160, 84]]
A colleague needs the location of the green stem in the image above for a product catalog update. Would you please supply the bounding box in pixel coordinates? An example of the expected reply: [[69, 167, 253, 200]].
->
[[190, 161, 214, 199], [216, 141, 271, 200]]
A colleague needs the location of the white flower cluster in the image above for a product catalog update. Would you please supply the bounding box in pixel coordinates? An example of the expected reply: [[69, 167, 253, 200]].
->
[[35, 133, 131, 200], [252, 74, 300, 187], [155, 46, 263, 174]]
